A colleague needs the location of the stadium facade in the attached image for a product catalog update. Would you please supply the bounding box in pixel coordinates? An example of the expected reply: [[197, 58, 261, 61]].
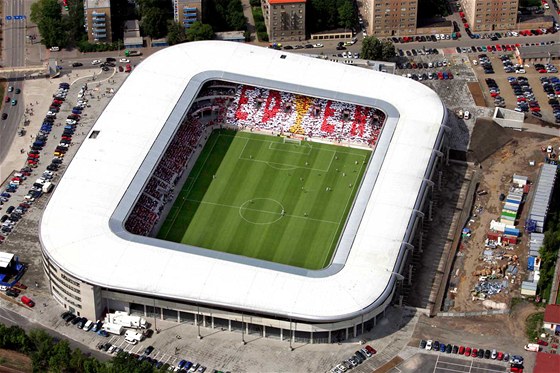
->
[[40, 41, 448, 343]]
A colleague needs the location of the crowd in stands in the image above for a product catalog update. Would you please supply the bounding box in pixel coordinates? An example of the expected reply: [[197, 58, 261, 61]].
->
[[124, 118, 205, 236], [225, 85, 385, 146], [125, 81, 386, 236]]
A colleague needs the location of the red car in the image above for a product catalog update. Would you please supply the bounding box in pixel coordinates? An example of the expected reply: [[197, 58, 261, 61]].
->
[[471, 348, 478, 357], [125, 64, 132, 73], [497, 351, 503, 360], [459, 346, 465, 355], [21, 296, 35, 307], [4, 96, 9, 103], [511, 367, 523, 373], [365, 345, 376, 355], [537, 339, 549, 346]]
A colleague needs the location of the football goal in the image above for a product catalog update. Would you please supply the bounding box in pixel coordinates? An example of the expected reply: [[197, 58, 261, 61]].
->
[[283, 137, 302, 145]]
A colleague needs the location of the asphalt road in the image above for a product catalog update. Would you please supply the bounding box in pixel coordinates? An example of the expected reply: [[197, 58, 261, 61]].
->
[[0, 306, 109, 361], [0, 0, 26, 165]]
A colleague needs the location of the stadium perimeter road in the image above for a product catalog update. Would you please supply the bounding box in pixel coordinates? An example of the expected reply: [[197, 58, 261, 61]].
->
[[389, 353, 509, 373]]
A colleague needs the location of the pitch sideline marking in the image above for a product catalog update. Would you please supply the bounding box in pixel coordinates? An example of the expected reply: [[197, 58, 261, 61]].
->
[[160, 134, 221, 240], [320, 155, 367, 267]]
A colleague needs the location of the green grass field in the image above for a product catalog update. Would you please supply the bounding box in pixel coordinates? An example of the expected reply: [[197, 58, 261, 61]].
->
[[157, 129, 371, 270]]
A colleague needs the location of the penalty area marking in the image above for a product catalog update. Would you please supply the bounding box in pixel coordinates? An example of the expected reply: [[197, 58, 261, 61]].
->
[[239, 138, 335, 172]]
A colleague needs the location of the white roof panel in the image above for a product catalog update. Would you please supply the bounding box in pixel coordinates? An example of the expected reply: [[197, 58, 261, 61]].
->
[[40, 41, 445, 322]]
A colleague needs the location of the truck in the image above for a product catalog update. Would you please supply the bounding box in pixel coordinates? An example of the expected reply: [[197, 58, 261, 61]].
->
[[102, 323, 124, 336], [104, 311, 147, 329], [124, 329, 144, 344], [42, 182, 54, 193], [523, 343, 540, 352]]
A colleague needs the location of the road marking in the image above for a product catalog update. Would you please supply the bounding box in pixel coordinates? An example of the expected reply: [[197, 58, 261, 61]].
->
[[433, 355, 440, 373]]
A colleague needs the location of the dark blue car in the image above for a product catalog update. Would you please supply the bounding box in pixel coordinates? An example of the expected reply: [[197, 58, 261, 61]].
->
[[439, 343, 446, 352]]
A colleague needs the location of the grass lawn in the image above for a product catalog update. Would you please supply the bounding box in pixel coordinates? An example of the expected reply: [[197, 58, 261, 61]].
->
[[157, 129, 370, 270]]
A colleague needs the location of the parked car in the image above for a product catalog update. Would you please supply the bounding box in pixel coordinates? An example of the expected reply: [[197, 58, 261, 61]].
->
[[21, 296, 35, 307], [144, 346, 154, 355]]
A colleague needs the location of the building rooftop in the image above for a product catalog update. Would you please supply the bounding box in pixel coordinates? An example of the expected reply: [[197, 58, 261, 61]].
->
[[534, 352, 560, 373], [544, 304, 560, 324]]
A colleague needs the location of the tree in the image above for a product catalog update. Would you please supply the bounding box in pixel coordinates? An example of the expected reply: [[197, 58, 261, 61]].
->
[[30, 0, 66, 47], [48, 340, 72, 373], [186, 22, 214, 41], [141, 7, 169, 38], [337, 1, 354, 30], [381, 41, 396, 61], [361, 36, 382, 60], [167, 22, 188, 45]]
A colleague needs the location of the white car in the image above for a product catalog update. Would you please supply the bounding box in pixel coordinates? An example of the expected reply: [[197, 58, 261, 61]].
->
[[49, 46, 60, 52], [426, 340, 433, 350], [313, 43, 323, 48], [91, 60, 101, 65], [463, 110, 471, 119], [119, 58, 130, 63], [511, 31, 519, 37]]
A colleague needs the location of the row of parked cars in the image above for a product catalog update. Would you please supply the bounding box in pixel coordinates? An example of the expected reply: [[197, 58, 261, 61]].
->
[[397, 48, 440, 57], [485, 78, 506, 109], [477, 54, 495, 74], [507, 77, 541, 115], [534, 63, 558, 74], [329, 345, 376, 373], [60, 311, 109, 336], [402, 71, 454, 81], [499, 54, 526, 74], [397, 59, 450, 70], [420, 340, 525, 371], [539, 76, 560, 123]]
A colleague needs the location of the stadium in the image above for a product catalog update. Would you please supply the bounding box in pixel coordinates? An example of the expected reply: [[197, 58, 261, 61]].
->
[[40, 41, 447, 344]]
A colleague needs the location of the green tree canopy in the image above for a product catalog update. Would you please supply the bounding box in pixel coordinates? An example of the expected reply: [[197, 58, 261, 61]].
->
[[30, 0, 67, 47], [361, 36, 395, 61], [186, 22, 214, 41], [141, 7, 170, 38], [338, 1, 355, 30], [167, 22, 188, 45]]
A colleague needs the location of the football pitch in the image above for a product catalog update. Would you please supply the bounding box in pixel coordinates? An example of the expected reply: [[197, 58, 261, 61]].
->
[[157, 129, 371, 270]]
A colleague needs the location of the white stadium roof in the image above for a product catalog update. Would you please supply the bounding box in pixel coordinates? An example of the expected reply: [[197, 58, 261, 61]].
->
[[40, 41, 446, 322]]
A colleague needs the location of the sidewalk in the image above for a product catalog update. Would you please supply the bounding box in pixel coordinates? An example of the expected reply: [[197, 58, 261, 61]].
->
[[240, 0, 256, 42]]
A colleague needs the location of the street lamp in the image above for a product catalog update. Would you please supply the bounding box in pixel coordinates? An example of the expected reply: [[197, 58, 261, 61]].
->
[[241, 313, 246, 345], [197, 305, 202, 339]]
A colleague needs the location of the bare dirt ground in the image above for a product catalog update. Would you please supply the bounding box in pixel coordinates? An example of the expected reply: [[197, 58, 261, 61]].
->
[[0, 349, 32, 373], [467, 81, 486, 107], [448, 133, 560, 313]]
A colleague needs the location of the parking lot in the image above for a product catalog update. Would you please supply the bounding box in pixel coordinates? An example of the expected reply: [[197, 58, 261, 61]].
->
[[471, 53, 560, 123], [391, 353, 509, 373]]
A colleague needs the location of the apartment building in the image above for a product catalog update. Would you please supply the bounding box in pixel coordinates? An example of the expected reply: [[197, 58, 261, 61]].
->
[[84, 0, 112, 43], [173, 0, 202, 29], [262, 0, 306, 42], [366, 0, 418, 36], [460, 0, 519, 32]]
